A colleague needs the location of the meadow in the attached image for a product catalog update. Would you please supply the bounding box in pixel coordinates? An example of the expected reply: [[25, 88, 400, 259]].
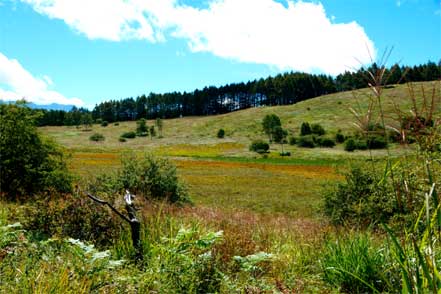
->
[[1, 80, 440, 293]]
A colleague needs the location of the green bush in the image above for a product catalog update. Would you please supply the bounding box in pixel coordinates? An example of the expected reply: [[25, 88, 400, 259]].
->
[[297, 135, 315, 148], [323, 166, 395, 227], [101, 121, 109, 127], [335, 131, 345, 143], [91, 153, 190, 204], [114, 122, 119, 126], [311, 123, 325, 136], [300, 122, 312, 136], [89, 133, 105, 142], [279, 151, 291, 156], [317, 137, 335, 148], [121, 131, 136, 139], [355, 139, 368, 150], [119, 137, 127, 142], [322, 233, 393, 293], [249, 140, 270, 153], [288, 136, 297, 145], [217, 128, 225, 138], [367, 135, 388, 149], [25, 192, 122, 246], [344, 138, 357, 151], [0, 102, 72, 199]]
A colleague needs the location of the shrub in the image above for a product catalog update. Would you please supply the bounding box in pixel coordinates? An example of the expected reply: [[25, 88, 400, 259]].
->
[[0, 102, 72, 199], [114, 122, 119, 126], [323, 166, 395, 227], [217, 129, 225, 138], [117, 153, 190, 203], [121, 131, 136, 139], [25, 192, 122, 246], [288, 136, 297, 145], [279, 152, 291, 156], [300, 122, 312, 136], [101, 121, 109, 127], [95, 118, 102, 124], [311, 123, 325, 136], [317, 137, 335, 148], [335, 131, 345, 143], [355, 139, 368, 150], [249, 140, 270, 153], [344, 138, 357, 152], [119, 137, 127, 142], [89, 133, 105, 142], [297, 135, 315, 148], [367, 135, 388, 149]]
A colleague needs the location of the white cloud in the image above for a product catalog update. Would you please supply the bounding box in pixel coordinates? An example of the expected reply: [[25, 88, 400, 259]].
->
[[20, 0, 376, 75], [0, 52, 84, 106]]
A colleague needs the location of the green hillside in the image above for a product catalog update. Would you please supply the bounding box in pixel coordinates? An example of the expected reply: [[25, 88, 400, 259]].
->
[[41, 81, 440, 158]]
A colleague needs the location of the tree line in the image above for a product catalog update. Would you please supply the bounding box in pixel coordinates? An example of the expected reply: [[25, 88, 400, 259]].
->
[[37, 61, 440, 126]]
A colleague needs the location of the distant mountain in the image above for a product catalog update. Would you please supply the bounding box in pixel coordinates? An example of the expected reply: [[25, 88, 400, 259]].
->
[[26, 102, 75, 111], [0, 100, 75, 111]]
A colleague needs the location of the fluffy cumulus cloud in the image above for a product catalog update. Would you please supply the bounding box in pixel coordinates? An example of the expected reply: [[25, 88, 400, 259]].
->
[[0, 52, 84, 106], [21, 0, 376, 74]]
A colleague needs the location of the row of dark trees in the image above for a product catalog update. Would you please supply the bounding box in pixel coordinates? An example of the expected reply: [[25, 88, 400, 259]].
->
[[37, 61, 440, 126]]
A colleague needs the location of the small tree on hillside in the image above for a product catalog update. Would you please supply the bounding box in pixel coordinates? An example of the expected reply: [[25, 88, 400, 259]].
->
[[273, 126, 288, 153], [262, 114, 281, 142], [82, 113, 93, 131], [155, 118, 163, 138], [300, 122, 312, 136], [149, 125, 156, 139], [136, 118, 149, 137]]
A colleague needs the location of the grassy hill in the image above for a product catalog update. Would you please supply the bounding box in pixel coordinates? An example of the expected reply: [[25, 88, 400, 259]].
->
[[41, 81, 440, 157]]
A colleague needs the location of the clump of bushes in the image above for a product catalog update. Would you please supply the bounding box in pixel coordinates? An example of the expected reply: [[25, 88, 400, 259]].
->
[[217, 128, 225, 138], [297, 135, 315, 148], [288, 136, 297, 145], [311, 123, 325, 136], [89, 133, 105, 142], [316, 137, 336, 148], [119, 137, 127, 142], [25, 192, 122, 246], [101, 120, 109, 127], [249, 140, 270, 154], [121, 131, 136, 139]]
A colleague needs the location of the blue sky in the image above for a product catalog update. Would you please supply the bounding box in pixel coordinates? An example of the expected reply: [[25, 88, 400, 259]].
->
[[0, 0, 440, 108]]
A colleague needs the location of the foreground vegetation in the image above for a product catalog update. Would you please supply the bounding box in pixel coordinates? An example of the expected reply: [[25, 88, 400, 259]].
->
[[1, 73, 440, 292]]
